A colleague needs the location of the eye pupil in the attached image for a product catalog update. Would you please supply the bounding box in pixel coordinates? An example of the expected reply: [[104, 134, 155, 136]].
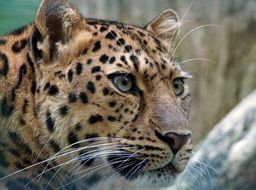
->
[[121, 78, 129, 85], [174, 82, 179, 89], [110, 74, 134, 93], [172, 78, 185, 96]]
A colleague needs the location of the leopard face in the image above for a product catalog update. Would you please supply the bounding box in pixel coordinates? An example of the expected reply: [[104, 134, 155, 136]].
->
[[2, 0, 192, 188]]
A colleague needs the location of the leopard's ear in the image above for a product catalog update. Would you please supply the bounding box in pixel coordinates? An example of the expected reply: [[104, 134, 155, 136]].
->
[[145, 9, 180, 50], [35, 0, 89, 60]]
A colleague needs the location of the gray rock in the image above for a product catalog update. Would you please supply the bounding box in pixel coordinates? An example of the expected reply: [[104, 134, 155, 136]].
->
[[170, 90, 256, 190]]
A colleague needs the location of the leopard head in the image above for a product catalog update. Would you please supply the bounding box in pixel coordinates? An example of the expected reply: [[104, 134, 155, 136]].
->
[[31, 0, 192, 188]]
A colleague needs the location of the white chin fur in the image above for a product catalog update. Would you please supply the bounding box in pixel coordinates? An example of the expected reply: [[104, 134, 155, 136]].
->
[[131, 172, 176, 189]]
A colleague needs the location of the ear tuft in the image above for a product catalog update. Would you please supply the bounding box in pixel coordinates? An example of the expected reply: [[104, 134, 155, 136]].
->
[[145, 9, 180, 49]]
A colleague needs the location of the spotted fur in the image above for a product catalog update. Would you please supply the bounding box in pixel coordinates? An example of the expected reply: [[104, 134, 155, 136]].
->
[[0, 0, 192, 189]]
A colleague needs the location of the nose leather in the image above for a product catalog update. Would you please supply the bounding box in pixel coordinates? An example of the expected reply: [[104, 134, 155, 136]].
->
[[163, 132, 191, 154], [156, 131, 191, 154]]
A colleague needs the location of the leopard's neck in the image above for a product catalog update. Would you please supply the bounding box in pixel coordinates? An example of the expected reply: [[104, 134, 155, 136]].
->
[[0, 24, 50, 167]]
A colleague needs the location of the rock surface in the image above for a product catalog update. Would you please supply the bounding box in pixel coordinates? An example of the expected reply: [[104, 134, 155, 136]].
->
[[169, 90, 256, 190]]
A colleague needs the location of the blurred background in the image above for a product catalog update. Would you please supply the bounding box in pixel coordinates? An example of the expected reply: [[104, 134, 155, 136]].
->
[[0, 0, 255, 143]]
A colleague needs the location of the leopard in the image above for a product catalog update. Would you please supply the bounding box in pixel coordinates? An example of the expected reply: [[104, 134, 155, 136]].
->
[[0, 0, 193, 189]]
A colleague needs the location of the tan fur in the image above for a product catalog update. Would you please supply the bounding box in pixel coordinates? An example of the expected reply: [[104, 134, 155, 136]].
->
[[0, 0, 192, 188]]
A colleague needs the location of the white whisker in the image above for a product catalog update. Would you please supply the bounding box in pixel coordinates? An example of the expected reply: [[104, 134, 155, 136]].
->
[[181, 0, 197, 22], [37, 142, 123, 181], [0, 141, 121, 181], [57, 158, 139, 189], [113, 148, 145, 172], [195, 159, 217, 174], [180, 58, 216, 64], [189, 164, 207, 183], [171, 24, 223, 58], [44, 150, 132, 189], [111, 160, 140, 179], [126, 156, 149, 180], [26, 149, 131, 187], [70, 149, 138, 176], [73, 150, 141, 177]]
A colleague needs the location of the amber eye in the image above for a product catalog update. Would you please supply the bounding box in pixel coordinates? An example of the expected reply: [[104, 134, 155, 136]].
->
[[172, 78, 185, 96], [109, 74, 134, 93]]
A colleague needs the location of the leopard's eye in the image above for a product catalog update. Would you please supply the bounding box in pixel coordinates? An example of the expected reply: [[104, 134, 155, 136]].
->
[[172, 78, 185, 96], [110, 74, 133, 93]]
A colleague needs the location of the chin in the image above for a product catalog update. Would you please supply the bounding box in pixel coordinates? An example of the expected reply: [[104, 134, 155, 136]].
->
[[125, 162, 181, 189], [107, 150, 188, 189]]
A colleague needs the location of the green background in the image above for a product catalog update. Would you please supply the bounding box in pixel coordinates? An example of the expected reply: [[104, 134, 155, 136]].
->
[[0, 0, 40, 35]]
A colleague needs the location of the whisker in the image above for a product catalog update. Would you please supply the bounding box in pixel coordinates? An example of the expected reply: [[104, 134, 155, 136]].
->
[[38, 137, 135, 182], [36, 110, 120, 160], [69, 148, 138, 177], [26, 161, 75, 188], [53, 136, 125, 155], [193, 159, 217, 173], [114, 148, 145, 172], [110, 160, 141, 179], [0, 141, 122, 181], [35, 106, 82, 160], [181, 0, 197, 22], [183, 169, 203, 186], [189, 164, 208, 184], [37, 142, 124, 181], [180, 58, 216, 64], [199, 161, 213, 189], [141, 160, 150, 171], [44, 166, 63, 190], [26, 149, 131, 187], [36, 112, 63, 160], [57, 158, 140, 189], [171, 24, 223, 58], [44, 136, 128, 163], [126, 156, 149, 180], [188, 159, 216, 187], [166, 0, 198, 52], [142, 0, 199, 54], [192, 159, 216, 188], [73, 150, 140, 176], [44, 150, 132, 189]]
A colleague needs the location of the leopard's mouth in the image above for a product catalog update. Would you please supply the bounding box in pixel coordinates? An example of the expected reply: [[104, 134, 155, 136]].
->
[[154, 160, 180, 174], [107, 150, 147, 180], [107, 149, 182, 183]]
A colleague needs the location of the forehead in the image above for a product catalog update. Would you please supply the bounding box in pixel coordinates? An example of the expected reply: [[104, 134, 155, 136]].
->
[[86, 18, 165, 51], [77, 18, 184, 78]]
